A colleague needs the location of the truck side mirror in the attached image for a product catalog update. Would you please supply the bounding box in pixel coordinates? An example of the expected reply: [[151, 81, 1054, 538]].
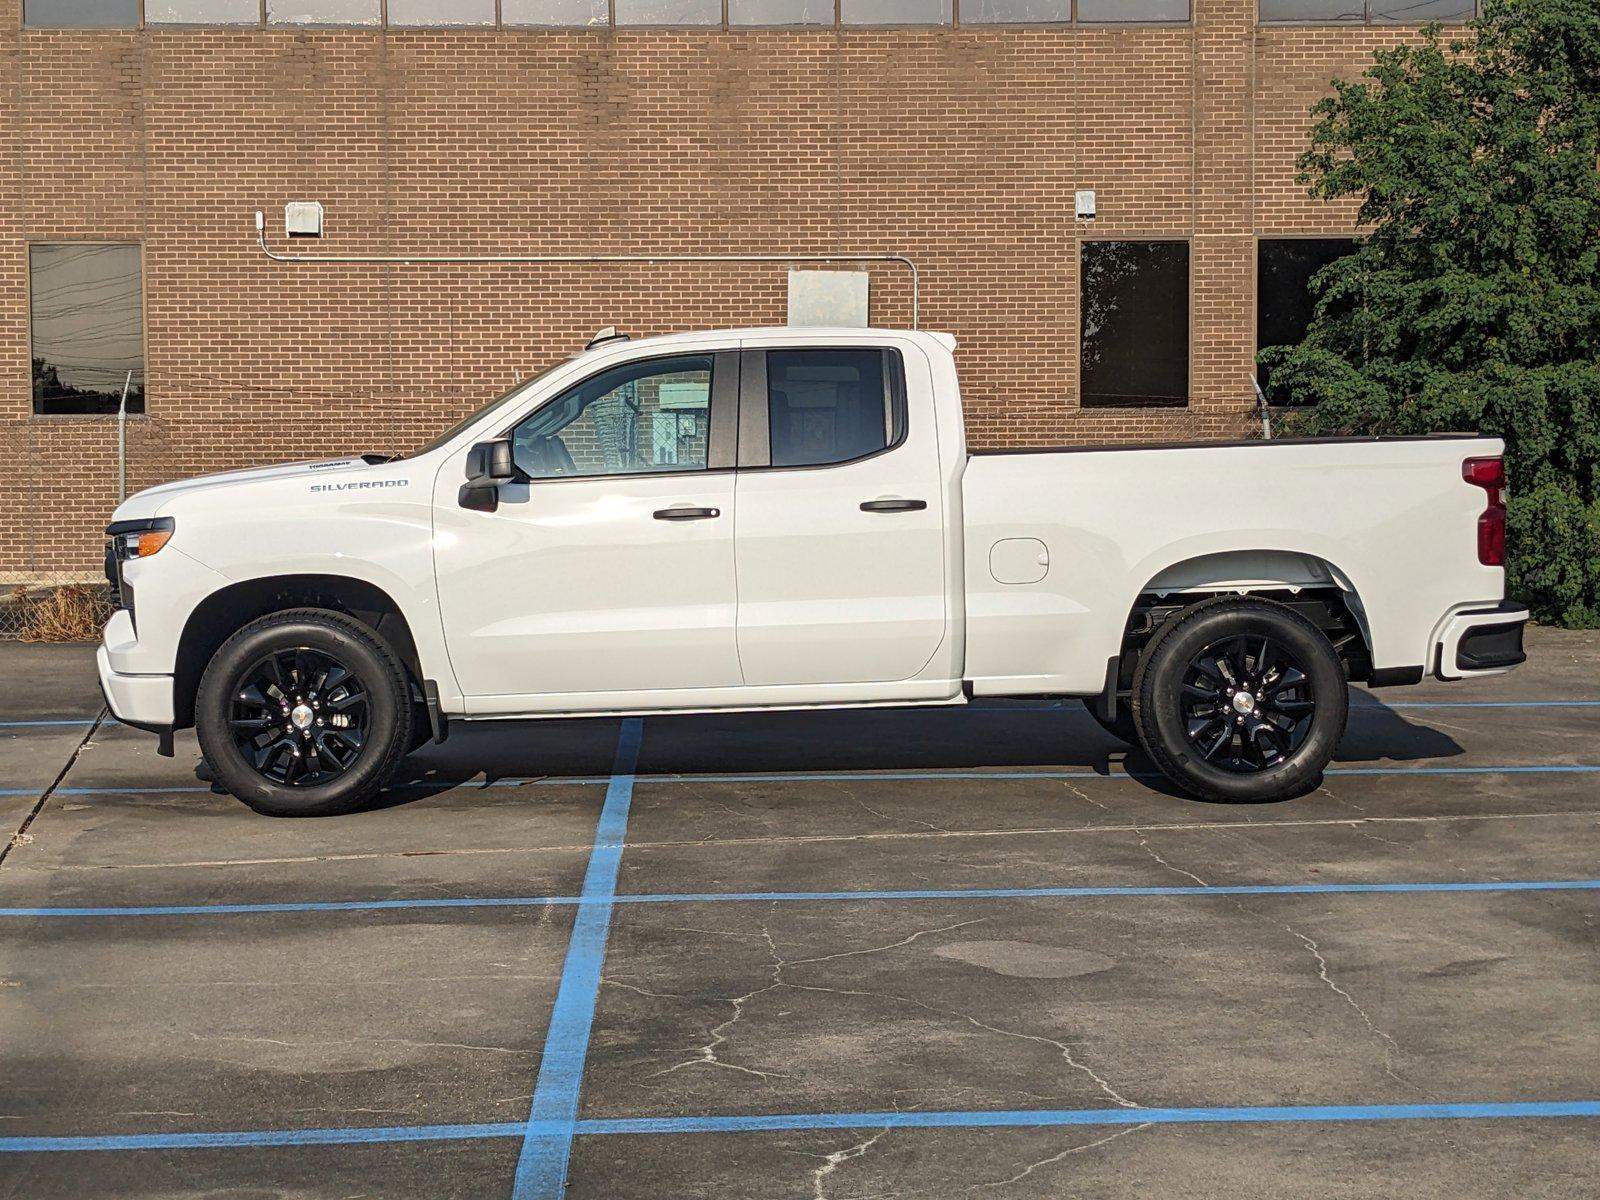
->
[[459, 439, 517, 513]]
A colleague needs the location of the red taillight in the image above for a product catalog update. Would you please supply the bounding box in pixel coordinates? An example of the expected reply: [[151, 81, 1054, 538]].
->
[[1463, 456, 1507, 566]]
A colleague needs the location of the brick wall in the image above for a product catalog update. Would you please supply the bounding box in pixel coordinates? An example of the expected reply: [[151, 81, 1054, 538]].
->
[[0, 3, 1437, 574]]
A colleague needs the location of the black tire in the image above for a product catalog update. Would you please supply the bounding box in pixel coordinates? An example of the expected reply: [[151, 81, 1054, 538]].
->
[[1080, 697, 1139, 745], [1131, 596, 1348, 803], [195, 608, 413, 817]]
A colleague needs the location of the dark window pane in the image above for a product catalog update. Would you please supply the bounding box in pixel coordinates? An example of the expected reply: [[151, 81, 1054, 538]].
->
[[147, 0, 261, 21], [730, 0, 835, 23], [1256, 237, 1356, 393], [767, 350, 893, 468], [31, 245, 145, 416], [1371, 0, 1474, 21], [615, 0, 721, 21], [961, 0, 1067, 21], [1080, 241, 1188, 409], [512, 356, 714, 479], [267, 0, 381, 23], [841, 0, 950, 23], [502, 0, 609, 23], [1077, 0, 1189, 21], [24, 0, 139, 25], [387, 0, 496, 23], [1258, 0, 1364, 19]]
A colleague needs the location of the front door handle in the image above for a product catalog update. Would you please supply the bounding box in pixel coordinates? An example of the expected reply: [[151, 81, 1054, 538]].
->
[[653, 506, 721, 521], [860, 498, 928, 513]]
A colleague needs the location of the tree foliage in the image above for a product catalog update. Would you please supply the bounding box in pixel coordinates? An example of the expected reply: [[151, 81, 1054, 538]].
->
[[1260, 0, 1600, 626]]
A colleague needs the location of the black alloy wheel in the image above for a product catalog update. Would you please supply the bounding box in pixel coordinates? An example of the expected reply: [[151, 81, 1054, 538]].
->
[[1132, 596, 1348, 804], [1179, 634, 1316, 772], [196, 608, 413, 817], [229, 646, 370, 786]]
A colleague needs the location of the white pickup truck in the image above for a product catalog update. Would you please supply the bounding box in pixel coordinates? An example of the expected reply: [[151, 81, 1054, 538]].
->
[[99, 326, 1528, 816]]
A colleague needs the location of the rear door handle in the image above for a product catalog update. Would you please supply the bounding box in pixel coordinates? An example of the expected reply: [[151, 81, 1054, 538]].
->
[[653, 506, 721, 521], [860, 498, 928, 513]]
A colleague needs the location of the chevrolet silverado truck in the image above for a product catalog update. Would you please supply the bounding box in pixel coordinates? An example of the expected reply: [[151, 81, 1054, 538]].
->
[[98, 327, 1529, 816]]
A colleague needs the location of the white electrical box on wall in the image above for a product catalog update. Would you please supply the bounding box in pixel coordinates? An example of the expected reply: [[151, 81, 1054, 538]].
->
[[787, 270, 870, 328], [285, 201, 324, 238], [1075, 190, 1096, 221]]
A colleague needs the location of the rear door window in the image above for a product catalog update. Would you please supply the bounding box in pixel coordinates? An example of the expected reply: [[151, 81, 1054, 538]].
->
[[765, 349, 900, 468]]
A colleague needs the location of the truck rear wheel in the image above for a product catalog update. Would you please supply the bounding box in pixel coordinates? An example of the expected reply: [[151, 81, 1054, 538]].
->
[[1131, 597, 1347, 803], [195, 608, 413, 817]]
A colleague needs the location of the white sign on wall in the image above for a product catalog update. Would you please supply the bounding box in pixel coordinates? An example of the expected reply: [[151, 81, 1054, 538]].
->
[[787, 270, 870, 328]]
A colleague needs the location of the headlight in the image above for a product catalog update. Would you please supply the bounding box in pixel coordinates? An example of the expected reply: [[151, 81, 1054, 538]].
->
[[106, 516, 175, 561]]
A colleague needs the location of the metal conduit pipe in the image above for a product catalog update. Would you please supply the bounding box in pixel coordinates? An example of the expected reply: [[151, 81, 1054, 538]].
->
[[253, 212, 920, 328]]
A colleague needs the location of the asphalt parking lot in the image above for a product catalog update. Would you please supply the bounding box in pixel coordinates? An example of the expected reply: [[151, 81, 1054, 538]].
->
[[1, 630, 1597, 1198]]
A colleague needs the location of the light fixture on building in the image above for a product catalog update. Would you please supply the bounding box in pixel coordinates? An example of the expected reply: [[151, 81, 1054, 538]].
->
[[1075, 190, 1097, 221]]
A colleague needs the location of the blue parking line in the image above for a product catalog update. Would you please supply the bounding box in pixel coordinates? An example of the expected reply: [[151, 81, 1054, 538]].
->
[[511, 717, 642, 1200], [0, 718, 101, 728], [0, 1122, 525, 1152], [4, 878, 1598, 920], [5, 760, 1600, 801], [3, 1099, 1597, 1154]]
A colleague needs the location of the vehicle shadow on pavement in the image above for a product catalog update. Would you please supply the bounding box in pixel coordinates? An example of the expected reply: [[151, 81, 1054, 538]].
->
[[377, 693, 1463, 810]]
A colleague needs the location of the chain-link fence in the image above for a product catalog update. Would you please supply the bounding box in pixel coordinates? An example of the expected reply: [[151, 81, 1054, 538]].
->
[[1, 406, 173, 641]]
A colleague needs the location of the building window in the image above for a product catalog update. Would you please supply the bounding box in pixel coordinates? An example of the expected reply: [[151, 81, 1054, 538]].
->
[[267, 0, 381, 24], [1256, 237, 1357, 395], [30, 245, 145, 417], [1080, 240, 1189, 409], [1369, 0, 1473, 19], [613, 0, 722, 21], [841, 0, 952, 25], [1260, 0, 1473, 21], [387, 0, 497, 22], [23, 0, 139, 25], [502, 0, 610, 23], [960, 0, 1068, 22], [729, 0, 835, 23], [146, 0, 261, 20], [1076, 0, 1189, 20]]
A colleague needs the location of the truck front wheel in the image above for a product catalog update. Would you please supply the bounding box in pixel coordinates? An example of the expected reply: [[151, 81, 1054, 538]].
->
[[195, 608, 414, 817], [1131, 597, 1348, 804]]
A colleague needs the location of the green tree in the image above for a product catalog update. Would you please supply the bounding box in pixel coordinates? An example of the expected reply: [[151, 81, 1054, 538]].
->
[[1260, 0, 1600, 627]]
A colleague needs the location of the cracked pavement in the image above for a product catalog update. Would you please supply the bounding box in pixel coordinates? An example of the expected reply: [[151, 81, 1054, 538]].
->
[[2, 627, 1599, 1197]]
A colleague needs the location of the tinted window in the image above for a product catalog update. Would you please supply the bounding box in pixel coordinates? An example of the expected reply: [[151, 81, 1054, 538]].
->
[[960, 0, 1068, 22], [614, 0, 722, 21], [767, 349, 895, 468], [387, 0, 496, 22], [267, 0, 381, 23], [1370, 0, 1472, 19], [841, 0, 950, 23], [24, 0, 139, 24], [511, 356, 714, 479], [147, 0, 261, 20], [730, 0, 835, 23], [1077, 0, 1189, 20], [1258, 0, 1363, 18], [1256, 237, 1357, 395], [1080, 241, 1188, 408], [31, 245, 145, 416], [502, 0, 609, 22]]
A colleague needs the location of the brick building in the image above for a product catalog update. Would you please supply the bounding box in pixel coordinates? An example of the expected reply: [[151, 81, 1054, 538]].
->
[[1, 0, 1472, 577]]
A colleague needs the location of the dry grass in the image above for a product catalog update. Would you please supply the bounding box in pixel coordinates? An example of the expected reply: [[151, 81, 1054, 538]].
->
[[16, 584, 111, 643]]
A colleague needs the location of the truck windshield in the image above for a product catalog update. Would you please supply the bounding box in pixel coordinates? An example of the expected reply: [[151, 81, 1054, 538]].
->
[[408, 361, 568, 458]]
